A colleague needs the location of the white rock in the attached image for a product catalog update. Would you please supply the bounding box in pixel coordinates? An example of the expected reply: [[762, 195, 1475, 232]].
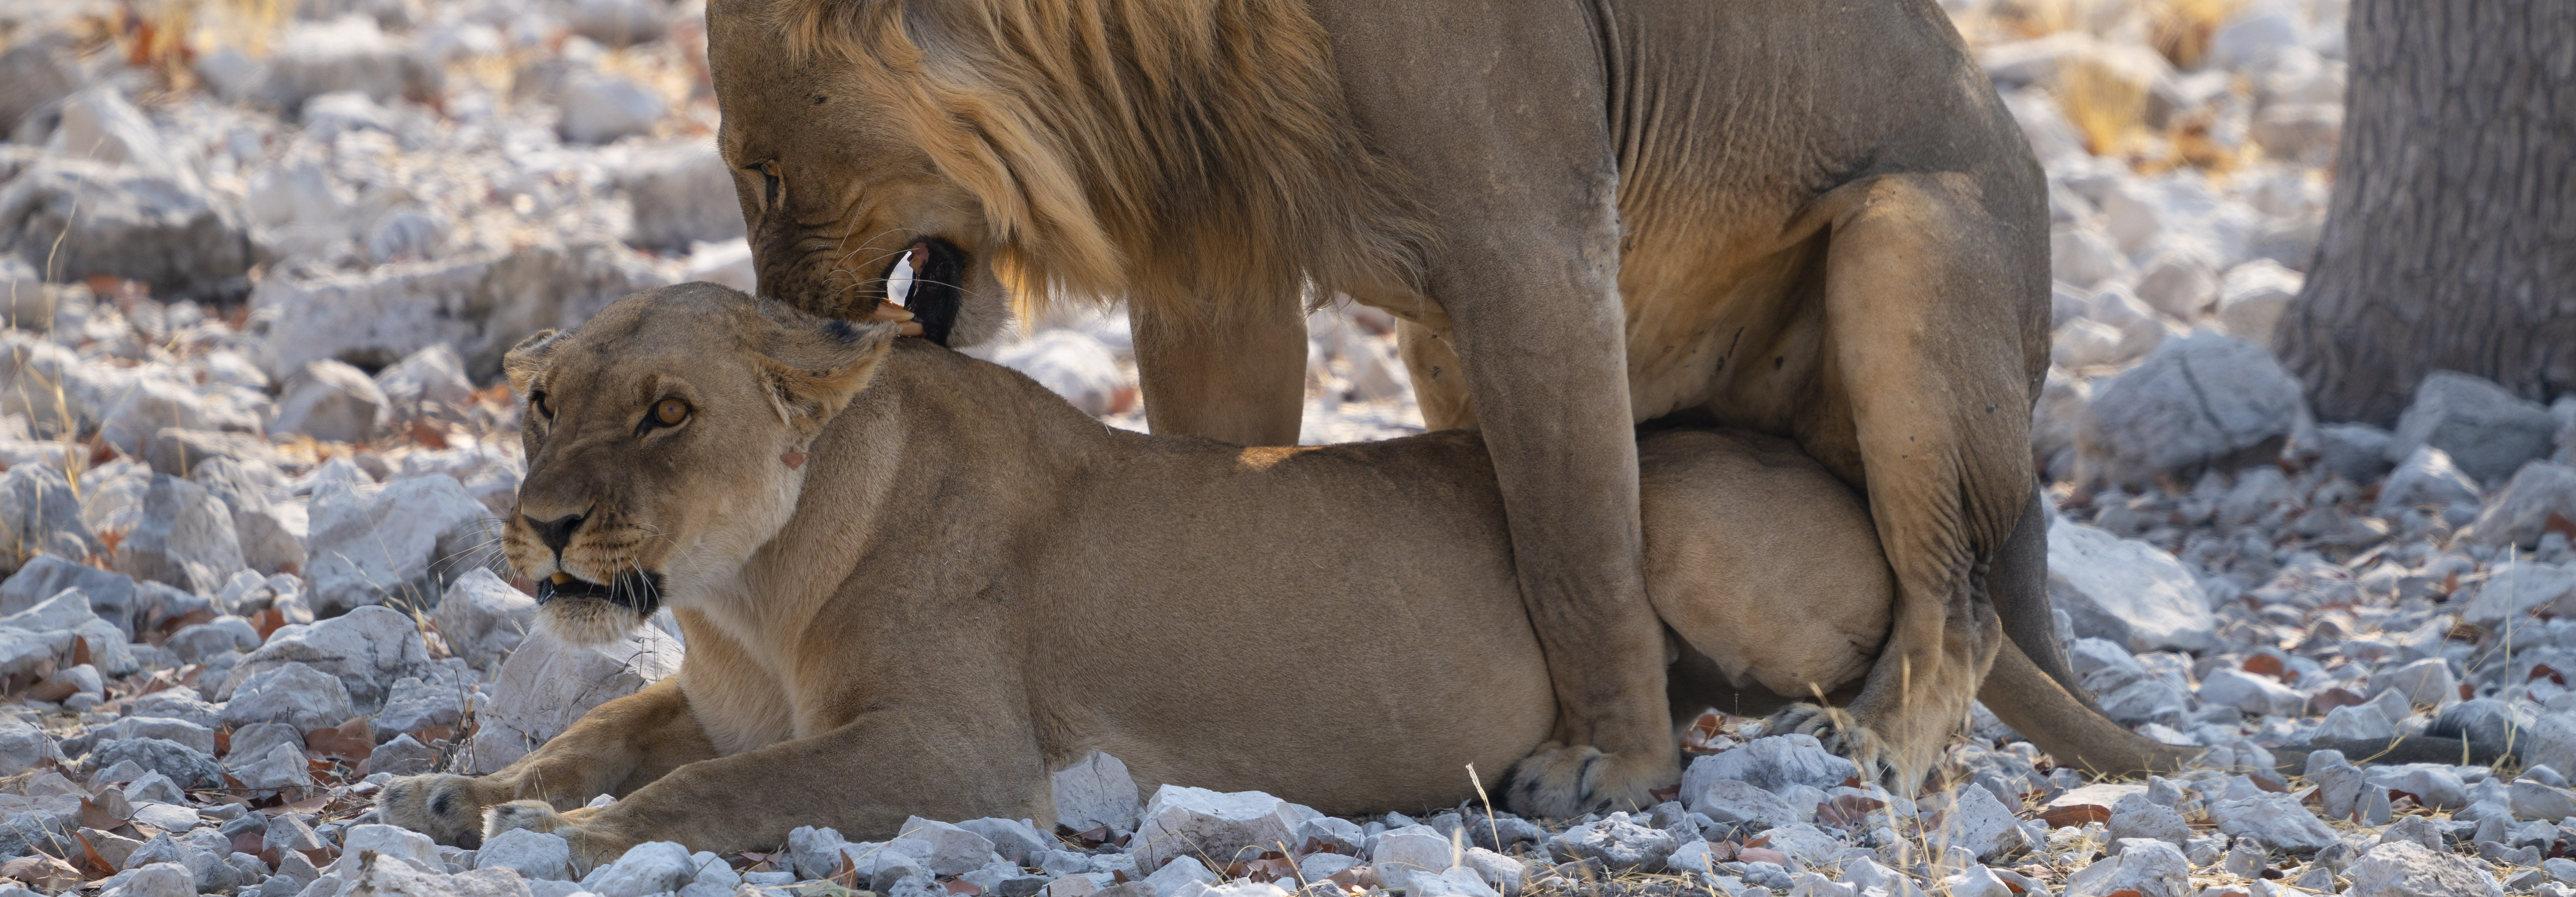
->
[[269, 360, 388, 444], [2250, 103, 2342, 164], [2310, 703, 2396, 741], [616, 143, 745, 251], [252, 241, 677, 384], [2467, 462, 2576, 550], [558, 71, 665, 145], [2045, 519, 2216, 653], [0, 715, 62, 774], [2342, 839, 2504, 897], [1546, 815, 1678, 871], [2197, 668, 2306, 717], [2387, 370, 2561, 488], [2131, 246, 2218, 321], [220, 662, 357, 730], [468, 624, 683, 773], [2370, 657, 2460, 711], [231, 16, 436, 111], [2215, 259, 2301, 344], [2313, 423, 2395, 484], [1685, 779, 1802, 828], [1942, 784, 2022, 862], [0, 159, 253, 304], [374, 344, 477, 420], [2076, 333, 2303, 488], [2209, 10, 2304, 73], [222, 605, 429, 713], [1131, 785, 1298, 872], [113, 475, 247, 595], [587, 841, 693, 897], [331, 825, 443, 880], [233, 742, 314, 791], [1141, 858, 1216, 897], [0, 464, 99, 569], [1052, 751, 1141, 833], [891, 818, 997, 877], [2375, 446, 2483, 517], [107, 863, 194, 897], [982, 331, 1131, 417], [1374, 824, 1454, 881], [2512, 779, 2576, 822], [303, 476, 499, 614], [956, 818, 1050, 864], [2052, 226, 2132, 289], [1405, 868, 1497, 897], [1680, 734, 1855, 794], [2063, 839, 2189, 897], [2461, 562, 2576, 630], [2209, 793, 2340, 854], [435, 569, 537, 669]]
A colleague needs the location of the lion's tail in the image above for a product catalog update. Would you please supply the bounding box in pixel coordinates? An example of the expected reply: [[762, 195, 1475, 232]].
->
[[1981, 485, 2507, 779]]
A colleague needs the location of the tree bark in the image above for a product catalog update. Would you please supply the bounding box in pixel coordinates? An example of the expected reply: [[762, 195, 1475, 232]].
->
[[2273, 0, 2576, 426]]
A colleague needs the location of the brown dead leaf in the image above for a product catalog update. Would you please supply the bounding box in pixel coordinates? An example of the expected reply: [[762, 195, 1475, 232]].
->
[[25, 674, 79, 703], [1816, 794, 1888, 827], [2547, 512, 2576, 542], [72, 831, 111, 878], [305, 718, 374, 763], [2240, 654, 2285, 679], [2040, 805, 2113, 828], [413, 725, 455, 745], [1736, 847, 1787, 866], [2310, 687, 2368, 712], [251, 609, 287, 640], [408, 419, 450, 450], [69, 636, 90, 669], [214, 728, 231, 757], [2534, 665, 2568, 686]]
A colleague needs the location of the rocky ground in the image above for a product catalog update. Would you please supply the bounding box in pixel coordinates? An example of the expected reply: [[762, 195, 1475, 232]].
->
[[0, 0, 2572, 895]]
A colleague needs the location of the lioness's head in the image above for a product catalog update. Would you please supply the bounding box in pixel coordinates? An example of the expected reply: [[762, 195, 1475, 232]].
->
[[500, 282, 896, 644]]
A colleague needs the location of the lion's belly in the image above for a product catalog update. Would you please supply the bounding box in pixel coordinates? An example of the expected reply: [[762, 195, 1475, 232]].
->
[[1616, 234, 1828, 427]]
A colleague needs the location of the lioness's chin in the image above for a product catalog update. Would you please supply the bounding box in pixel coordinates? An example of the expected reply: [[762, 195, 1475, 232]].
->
[[538, 597, 651, 647]]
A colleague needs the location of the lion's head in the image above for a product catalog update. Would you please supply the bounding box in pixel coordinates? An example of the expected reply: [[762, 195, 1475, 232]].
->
[[704, 0, 1428, 337], [499, 282, 897, 644]]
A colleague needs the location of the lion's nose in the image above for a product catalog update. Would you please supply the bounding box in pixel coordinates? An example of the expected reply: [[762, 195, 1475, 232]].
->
[[525, 512, 585, 553]]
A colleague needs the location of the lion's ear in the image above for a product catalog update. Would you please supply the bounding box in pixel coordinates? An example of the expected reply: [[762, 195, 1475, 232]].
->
[[760, 318, 899, 431], [502, 329, 565, 397]]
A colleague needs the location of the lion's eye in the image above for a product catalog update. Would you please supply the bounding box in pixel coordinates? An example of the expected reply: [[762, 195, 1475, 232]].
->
[[654, 399, 689, 426], [755, 160, 782, 207], [533, 392, 554, 419]]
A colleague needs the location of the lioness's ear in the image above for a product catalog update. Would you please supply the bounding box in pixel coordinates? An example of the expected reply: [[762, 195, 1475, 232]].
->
[[760, 318, 899, 431], [502, 329, 565, 397]]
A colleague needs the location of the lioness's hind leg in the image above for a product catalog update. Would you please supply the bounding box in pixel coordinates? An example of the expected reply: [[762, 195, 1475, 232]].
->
[[1505, 743, 1670, 817]]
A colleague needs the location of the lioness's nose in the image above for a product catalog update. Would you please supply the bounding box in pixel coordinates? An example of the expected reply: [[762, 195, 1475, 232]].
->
[[525, 512, 585, 553]]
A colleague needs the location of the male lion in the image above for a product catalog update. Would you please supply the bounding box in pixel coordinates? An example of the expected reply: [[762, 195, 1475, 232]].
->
[[704, 0, 2062, 807], [379, 285, 2489, 860]]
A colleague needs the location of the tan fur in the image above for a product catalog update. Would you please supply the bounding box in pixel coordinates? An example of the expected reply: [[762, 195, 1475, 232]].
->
[[705, 0, 2078, 806], [378, 286, 1900, 861]]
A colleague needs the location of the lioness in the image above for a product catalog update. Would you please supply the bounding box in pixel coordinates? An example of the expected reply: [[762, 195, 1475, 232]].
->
[[382, 285, 2497, 859], [374, 283, 1982, 858], [706, 0, 2057, 806]]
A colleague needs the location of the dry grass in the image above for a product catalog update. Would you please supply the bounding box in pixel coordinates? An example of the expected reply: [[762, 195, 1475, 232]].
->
[[1989, 0, 2081, 39], [2054, 59, 2148, 157], [2150, 0, 2239, 69]]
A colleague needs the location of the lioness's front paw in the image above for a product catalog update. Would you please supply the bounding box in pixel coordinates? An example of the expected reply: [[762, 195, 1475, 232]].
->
[[379, 774, 498, 848], [1767, 703, 1888, 787], [1502, 742, 1677, 818], [487, 801, 629, 869]]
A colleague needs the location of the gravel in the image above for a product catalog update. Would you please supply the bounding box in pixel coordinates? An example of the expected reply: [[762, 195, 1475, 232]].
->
[[0, 2, 2564, 897]]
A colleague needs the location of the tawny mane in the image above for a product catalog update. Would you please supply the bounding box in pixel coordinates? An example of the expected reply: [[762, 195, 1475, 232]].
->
[[765, 0, 1430, 324]]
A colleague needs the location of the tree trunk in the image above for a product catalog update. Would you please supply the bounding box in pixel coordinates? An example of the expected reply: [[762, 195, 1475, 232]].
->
[[2273, 0, 2576, 426]]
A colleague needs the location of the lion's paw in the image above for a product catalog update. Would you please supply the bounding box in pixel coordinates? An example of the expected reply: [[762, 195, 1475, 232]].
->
[[378, 774, 495, 848], [1502, 742, 1677, 818], [1767, 703, 1890, 787], [487, 802, 627, 869]]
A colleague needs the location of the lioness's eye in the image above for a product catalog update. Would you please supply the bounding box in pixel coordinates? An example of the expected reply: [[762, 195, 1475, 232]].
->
[[533, 392, 554, 419], [654, 399, 689, 426]]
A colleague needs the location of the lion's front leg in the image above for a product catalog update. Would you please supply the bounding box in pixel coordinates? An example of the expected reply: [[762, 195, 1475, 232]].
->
[[379, 677, 715, 847], [1775, 173, 2046, 789]]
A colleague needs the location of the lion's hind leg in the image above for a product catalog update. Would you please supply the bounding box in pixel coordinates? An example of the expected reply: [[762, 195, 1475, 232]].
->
[[1769, 172, 2048, 789]]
